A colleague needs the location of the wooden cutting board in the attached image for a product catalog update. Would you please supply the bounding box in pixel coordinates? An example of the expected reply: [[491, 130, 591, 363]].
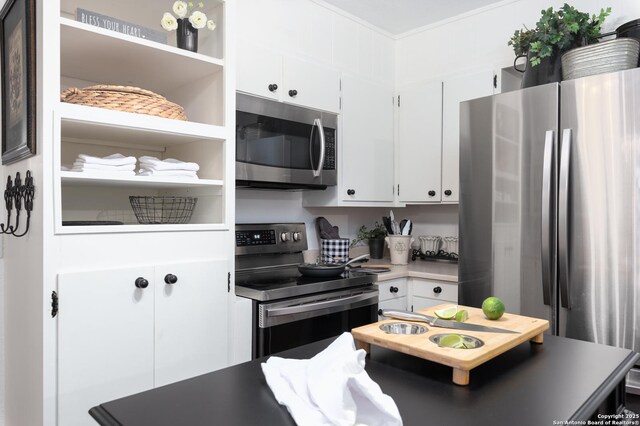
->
[[351, 304, 549, 386]]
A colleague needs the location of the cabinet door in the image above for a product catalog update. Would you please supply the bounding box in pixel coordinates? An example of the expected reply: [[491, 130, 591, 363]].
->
[[154, 259, 229, 387], [237, 41, 282, 101], [58, 266, 155, 426], [341, 76, 394, 202], [282, 56, 340, 113], [397, 81, 443, 202], [442, 69, 495, 202]]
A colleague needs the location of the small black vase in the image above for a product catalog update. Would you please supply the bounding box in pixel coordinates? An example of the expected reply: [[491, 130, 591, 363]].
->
[[368, 238, 385, 259], [515, 51, 562, 88], [177, 18, 198, 52]]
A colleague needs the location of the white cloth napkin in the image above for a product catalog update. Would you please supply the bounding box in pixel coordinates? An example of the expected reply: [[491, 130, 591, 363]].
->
[[72, 162, 136, 171], [136, 169, 199, 178], [261, 332, 403, 426], [138, 156, 200, 171], [77, 153, 136, 166], [67, 169, 136, 177]]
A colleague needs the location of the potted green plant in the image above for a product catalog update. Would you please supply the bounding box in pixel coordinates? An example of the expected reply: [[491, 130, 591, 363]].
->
[[351, 222, 388, 259], [509, 4, 611, 87]]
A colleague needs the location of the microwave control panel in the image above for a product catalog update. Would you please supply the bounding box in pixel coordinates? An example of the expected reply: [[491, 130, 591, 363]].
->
[[324, 131, 336, 170]]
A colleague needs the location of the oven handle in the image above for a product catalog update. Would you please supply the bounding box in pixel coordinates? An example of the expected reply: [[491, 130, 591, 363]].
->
[[266, 291, 377, 317]]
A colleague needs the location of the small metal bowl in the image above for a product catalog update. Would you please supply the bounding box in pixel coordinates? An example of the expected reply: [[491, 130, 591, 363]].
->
[[429, 333, 484, 349], [379, 322, 428, 335]]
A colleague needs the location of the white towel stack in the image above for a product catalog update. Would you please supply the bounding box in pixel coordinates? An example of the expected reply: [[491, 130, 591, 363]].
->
[[262, 332, 403, 426], [137, 156, 200, 179], [69, 154, 136, 177]]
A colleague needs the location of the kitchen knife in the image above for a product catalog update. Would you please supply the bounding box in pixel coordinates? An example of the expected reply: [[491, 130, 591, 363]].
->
[[381, 309, 519, 334]]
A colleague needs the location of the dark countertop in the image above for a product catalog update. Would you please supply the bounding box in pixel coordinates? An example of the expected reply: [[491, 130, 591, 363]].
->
[[90, 335, 639, 426]]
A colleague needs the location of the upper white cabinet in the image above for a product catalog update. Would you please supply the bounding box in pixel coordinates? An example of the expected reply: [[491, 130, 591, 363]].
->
[[303, 76, 395, 207], [340, 76, 394, 202], [57, 259, 229, 426], [397, 81, 443, 203], [237, 42, 340, 113], [441, 69, 495, 203], [397, 69, 494, 204]]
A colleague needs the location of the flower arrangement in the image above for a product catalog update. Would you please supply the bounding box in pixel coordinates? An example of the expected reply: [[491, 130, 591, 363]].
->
[[161, 1, 217, 32]]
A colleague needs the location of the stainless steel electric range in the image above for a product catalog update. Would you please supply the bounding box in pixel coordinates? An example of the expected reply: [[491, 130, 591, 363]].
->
[[235, 223, 379, 359]]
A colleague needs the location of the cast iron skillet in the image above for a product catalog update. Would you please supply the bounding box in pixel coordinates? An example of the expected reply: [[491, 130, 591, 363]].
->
[[297, 254, 370, 278]]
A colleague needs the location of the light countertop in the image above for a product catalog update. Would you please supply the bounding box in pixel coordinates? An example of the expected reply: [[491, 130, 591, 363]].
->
[[363, 259, 458, 283]]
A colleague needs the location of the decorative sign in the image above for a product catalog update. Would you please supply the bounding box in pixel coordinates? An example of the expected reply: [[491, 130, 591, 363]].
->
[[76, 8, 167, 44]]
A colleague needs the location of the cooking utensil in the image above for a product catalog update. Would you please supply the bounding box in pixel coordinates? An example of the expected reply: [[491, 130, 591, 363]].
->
[[382, 216, 393, 234], [390, 210, 399, 234], [399, 219, 407, 234], [402, 219, 412, 235], [381, 310, 518, 334], [297, 254, 370, 278]]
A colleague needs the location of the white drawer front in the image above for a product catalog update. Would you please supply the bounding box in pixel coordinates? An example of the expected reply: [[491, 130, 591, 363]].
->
[[377, 279, 408, 302], [411, 280, 457, 303]]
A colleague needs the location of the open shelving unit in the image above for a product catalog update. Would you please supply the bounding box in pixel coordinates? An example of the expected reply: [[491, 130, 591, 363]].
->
[[54, 0, 231, 234]]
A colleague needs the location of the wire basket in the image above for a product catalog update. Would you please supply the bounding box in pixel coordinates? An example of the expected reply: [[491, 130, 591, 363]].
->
[[129, 196, 197, 224]]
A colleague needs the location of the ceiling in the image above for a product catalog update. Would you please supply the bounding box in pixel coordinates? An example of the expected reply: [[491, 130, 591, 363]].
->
[[321, 0, 504, 35]]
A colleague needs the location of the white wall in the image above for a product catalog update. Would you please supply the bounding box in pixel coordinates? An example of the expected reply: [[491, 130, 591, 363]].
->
[[395, 0, 640, 88]]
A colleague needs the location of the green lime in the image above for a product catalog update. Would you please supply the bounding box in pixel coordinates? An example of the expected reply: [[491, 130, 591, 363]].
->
[[434, 306, 458, 320], [482, 297, 506, 320], [438, 334, 464, 348], [454, 309, 469, 322]]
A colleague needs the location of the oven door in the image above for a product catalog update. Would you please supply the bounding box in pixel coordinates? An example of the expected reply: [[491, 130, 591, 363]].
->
[[236, 94, 337, 189], [253, 286, 378, 359]]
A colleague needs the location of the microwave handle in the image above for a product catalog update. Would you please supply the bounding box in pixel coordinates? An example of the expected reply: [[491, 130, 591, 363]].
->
[[311, 118, 325, 178]]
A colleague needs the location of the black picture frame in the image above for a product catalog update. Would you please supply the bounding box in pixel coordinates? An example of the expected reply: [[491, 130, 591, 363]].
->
[[0, 0, 35, 165]]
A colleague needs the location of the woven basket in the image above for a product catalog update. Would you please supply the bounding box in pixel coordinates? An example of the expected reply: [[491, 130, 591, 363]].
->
[[60, 85, 188, 121]]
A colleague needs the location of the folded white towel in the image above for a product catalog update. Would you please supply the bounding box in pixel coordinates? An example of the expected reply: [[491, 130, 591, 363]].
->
[[68, 169, 136, 177], [77, 153, 136, 166], [138, 156, 200, 172], [137, 168, 198, 178], [72, 161, 136, 171], [261, 332, 403, 426]]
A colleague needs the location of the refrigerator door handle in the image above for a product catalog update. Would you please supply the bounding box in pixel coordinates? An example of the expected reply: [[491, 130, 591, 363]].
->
[[541, 130, 554, 306], [559, 128, 571, 309]]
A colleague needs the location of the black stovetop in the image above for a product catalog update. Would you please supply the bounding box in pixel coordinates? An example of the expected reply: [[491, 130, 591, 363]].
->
[[235, 265, 376, 302]]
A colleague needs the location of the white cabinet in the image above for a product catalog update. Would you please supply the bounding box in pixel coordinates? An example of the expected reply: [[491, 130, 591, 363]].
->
[[377, 279, 408, 319], [397, 81, 443, 203], [341, 76, 394, 202], [396, 70, 494, 204], [237, 42, 340, 113], [410, 278, 458, 312], [57, 259, 228, 426], [441, 69, 495, 203]]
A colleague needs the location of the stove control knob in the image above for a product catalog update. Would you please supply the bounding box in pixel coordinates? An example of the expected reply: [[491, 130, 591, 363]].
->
[[280, 232, 291, 242], [292, 231, 302, 242]]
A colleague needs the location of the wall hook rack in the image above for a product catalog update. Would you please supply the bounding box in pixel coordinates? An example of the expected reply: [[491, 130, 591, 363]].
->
[[1, 171, 35, 238]]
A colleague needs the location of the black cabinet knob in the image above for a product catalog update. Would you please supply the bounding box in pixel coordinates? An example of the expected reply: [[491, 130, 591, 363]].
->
[[433, 286, 442, 294], [444, 190, 452, 196], [428, 190, 436, 197], [135, 277, 149, 289], [288, 89, 298, 97], [268, 83, 278, 92], [347, 189, 355, 196], [390, 286, 399, 293], [378, 309, 383, 316], [164, 274, 178, 285]]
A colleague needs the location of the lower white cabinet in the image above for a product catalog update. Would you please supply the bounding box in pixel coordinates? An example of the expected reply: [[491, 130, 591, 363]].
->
[[377, 279, 408, 319], [410, 278, 458, 312], [57, 259, 228, 426]]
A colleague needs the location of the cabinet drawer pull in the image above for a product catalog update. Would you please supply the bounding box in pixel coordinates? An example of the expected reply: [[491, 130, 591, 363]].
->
[[164, 274, 178, 285], [135, 277, 149, 289], [433, 286, 442, 294], [288, 89, 298, 97], [378, 309, 383, 316], [444, 190, 452, 196], [428, 190, 436, 197], [268, 83, 278, 92], [389, 286, 399, 294], [347, 189, 355, 196]]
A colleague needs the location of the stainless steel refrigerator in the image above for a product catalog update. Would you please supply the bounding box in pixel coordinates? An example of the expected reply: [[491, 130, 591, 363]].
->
[[459, 67, 640, 393]]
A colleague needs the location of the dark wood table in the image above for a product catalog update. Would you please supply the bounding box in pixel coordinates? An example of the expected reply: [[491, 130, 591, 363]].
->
[[90, 335, 639, 426]]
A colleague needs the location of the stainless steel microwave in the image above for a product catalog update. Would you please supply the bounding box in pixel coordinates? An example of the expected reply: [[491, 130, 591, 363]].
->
[[236, 93, 337, 190]]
